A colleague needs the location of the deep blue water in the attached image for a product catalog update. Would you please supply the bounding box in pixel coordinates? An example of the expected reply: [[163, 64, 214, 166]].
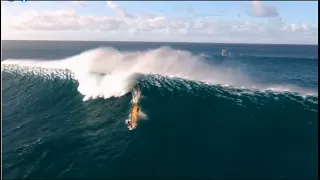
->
[[2, 40, 318, 179]]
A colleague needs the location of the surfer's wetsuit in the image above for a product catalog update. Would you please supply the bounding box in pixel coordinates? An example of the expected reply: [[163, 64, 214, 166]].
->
[[127, 120, 132, 128]]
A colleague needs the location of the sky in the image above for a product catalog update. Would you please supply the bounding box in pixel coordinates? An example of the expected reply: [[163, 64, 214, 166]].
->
[[1, 1, 318, 44]]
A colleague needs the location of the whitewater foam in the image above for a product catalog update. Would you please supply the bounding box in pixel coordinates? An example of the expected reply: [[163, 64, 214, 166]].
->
[[2, 46, 318, 99]]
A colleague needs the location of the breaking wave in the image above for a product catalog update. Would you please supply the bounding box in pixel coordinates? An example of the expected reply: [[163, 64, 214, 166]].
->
[[2, 46, 318, 101]]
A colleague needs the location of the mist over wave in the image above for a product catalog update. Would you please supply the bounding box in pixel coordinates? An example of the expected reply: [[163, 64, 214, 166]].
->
[[2, 46, 317, 100]]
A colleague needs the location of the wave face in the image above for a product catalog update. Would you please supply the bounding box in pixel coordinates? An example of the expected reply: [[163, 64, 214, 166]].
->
[[2, 41, 318, 179]]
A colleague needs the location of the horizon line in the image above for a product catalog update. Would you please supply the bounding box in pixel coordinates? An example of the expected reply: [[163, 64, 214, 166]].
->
[[2, 39, 318, 46]]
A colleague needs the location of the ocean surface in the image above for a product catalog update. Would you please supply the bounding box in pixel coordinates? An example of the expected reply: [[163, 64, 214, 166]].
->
[[2, 40, 318, 179]]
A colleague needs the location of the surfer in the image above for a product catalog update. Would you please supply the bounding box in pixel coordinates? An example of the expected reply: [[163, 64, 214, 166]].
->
[[128, 103, 140, 130], [221, 49, 227, 56], [126, 87, 141, 130]]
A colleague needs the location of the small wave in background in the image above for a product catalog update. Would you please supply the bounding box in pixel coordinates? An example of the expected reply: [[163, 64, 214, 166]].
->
[[2, 40, 318, 179]]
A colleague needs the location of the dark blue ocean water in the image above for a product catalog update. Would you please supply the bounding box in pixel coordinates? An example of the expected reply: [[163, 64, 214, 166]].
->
[[2, 40, 318, 179]]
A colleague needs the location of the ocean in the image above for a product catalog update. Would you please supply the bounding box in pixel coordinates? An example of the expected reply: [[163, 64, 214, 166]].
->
[[2, 40, 318, 179]]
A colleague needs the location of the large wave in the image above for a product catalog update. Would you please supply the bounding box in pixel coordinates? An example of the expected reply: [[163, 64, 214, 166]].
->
[[2, 46, 317, 101]]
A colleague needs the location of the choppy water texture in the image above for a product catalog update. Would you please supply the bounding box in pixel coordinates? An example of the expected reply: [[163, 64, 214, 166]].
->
[[2, 40, 318, 179]]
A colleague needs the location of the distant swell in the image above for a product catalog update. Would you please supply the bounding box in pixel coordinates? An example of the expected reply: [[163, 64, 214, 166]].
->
[[238, 54, 318, 61]]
